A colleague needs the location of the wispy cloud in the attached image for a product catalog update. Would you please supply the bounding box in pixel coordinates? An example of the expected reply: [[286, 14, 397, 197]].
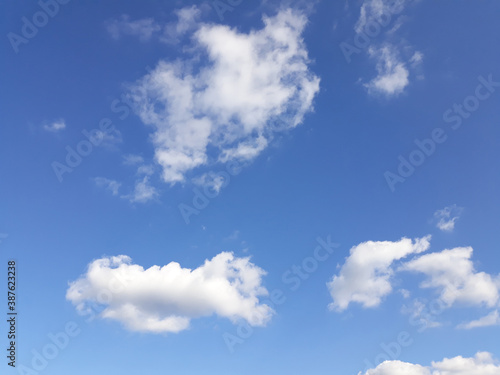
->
[[365, 44, 410, 96], [43, 119, 66, 132], [106, 15, 161, 41], [94, 177, 121, 196], [121, 176, 158, 204], [434, 204, 463, 232]]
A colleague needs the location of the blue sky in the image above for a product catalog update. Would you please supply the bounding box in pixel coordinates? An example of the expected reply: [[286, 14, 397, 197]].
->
[[1, 0, 500, 374]]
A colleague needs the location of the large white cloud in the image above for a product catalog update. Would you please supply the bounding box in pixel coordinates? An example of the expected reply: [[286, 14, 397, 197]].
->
[[401, 247, 500, 308], [66, 252, 273, 333], [327, 236, 431, 311], [127, 8, 320, 184], [360, 352, 500, 375]]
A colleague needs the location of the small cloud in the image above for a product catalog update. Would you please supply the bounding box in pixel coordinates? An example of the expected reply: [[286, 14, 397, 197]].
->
[[123, 154, 144, 166], [106, 15, 161, 42], [401, 299, 442, 330], [434, 204, 463, 232], [137, 165, 155, 176], [94, 177, 121, 196], [43, 119, 66, 132], [399, 289, 410, 299], [0, 233, 8, 244], [225, 230, 240, 241], [122, 176, 158, 203], [365, 44, 412, 97], [457, 310, 500, 330]]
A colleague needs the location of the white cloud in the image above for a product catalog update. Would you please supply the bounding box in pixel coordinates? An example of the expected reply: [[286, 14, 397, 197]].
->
[[360, 352, 500, 375], [66, 252, 273, 333], [43, 119, 66, 132], [361, 360, 430, 375], [401, 299, 442, 330], [127, 8, 320, 184], [431, 352, 500, 375], [94, 177, 121, 196], [401, 247, 500, 308], [353, 1, 423, 97], [161, 6, 201, 44], [122, 176, 158, 203], [434, 205, 463, 232], [123, 154, 144, 166], [328, 236, 431, 311], [106, 15, 161, 41], [457, 310, 500, 330], [355, 0, 408, 34], [365, 44, 411, 97], [0, 233, 8, 244]]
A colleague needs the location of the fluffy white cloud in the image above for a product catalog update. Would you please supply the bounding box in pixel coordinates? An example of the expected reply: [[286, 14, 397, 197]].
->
[[66, 252, 273, 333], [43, 119, 66, 132], [360, 352, 500, 375], [361, 360, 430, 375], [128, 8, 320, 184], [434, 205, 463, 232], [106, 15, 161, 41], [457, 310, 500, 330], [328, 236, 431, 311], [401, 247, 500, 308], [432, 352, 500, 375]]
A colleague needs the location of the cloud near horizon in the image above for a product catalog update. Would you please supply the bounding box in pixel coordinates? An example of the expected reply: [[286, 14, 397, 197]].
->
[[360, 352, 500, 375]]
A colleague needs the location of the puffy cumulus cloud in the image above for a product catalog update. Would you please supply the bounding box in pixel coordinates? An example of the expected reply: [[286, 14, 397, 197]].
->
[[361, 360, 430, 375], [66, 252, 273, 333], [401, 247, 500, 308], [127, 8, 320, 184], [432, 352, 500, 375], [360, 353, 500, 375], [328, 236, 431, 311], [457, 310, 500, 330], [434, 205, 463, 232]]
